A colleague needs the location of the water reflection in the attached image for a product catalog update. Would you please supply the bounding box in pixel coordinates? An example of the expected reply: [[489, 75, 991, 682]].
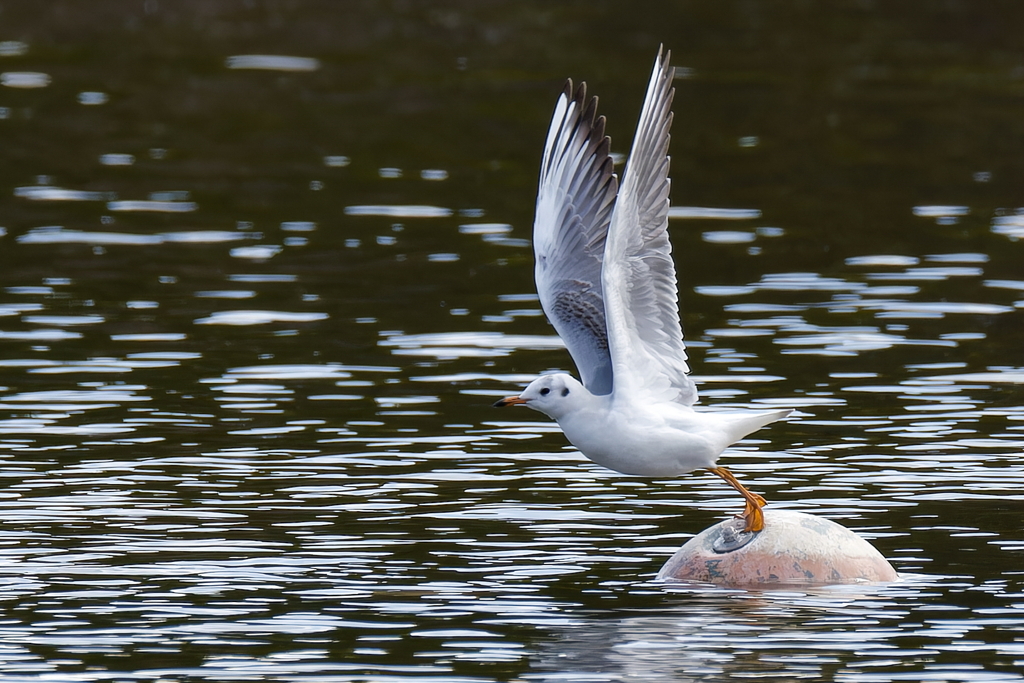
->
[[225, 55, 321, 72], [0, 71, 50, 88], [529, 576, 1024, 682]]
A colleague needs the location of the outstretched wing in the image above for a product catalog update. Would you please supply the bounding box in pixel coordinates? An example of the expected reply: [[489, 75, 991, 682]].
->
[[602, 47, 697, 405], [533, 80, 619, 395]]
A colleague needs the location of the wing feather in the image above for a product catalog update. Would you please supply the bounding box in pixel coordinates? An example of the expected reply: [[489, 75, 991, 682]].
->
[[533, 80, 619, 395], [602, 47, 698, 405]]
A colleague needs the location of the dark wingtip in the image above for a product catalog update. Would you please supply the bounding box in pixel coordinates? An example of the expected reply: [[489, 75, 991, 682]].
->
[[592, 113, 607, 139], [580, 94, 599, 127], [573, 81, 587, 106]]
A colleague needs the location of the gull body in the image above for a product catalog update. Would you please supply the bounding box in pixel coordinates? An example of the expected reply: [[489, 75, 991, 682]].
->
[[513, 373, 785, 478], [496, 48, 790, 531]]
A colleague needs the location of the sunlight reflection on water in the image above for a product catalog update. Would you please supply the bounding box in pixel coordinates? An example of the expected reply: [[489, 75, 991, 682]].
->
[[2, 7, 1024, 681]]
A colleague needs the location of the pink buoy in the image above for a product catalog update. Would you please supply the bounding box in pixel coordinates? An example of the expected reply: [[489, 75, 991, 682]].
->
[[657, 510, 898, 586]]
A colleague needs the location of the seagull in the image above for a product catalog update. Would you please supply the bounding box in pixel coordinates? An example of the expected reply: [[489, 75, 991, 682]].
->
[[495, 48, 791, 533]]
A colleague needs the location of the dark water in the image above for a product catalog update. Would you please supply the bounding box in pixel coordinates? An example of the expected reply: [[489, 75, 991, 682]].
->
[[1, 2, 1024, 681]]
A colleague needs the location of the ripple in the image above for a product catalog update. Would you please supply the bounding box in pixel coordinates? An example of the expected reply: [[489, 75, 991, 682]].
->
[[0, 303, 43, 316], [2, 388, 150, 404], [984, 279, 1024, 291], [846, 255, 920, 267], [481, 235, 530, 247], [928, 369, 1024, 384], [194, 290, 257, 299], [225, 54, 321, 71], [14, 186, 110, 201], [99, 153, 134, 166], [0, 329, 82, 341], [230, 245, 283, 260], [849, 300, 1014, 317], [18, 227, 161, 245], [776, 328, 955, 355], [324, 155, 350, 167], [757, 272, 867, 292], [925, 252, 988, 263], [704, 327, 775, 338], [380, 331, 563, 358], [912, 204, 970, 217], [702, 230, 756, 244], [129, 351, 200, 360], [162, 231, 261, 243], [194, 310, 328, 326], [223, 276, 294, 286], [991, 213, 1024, 239], [29, 358, 184, 373], [695, 285, 756, 296], [344, 205, 453, 218], [5, 286, 54, 294], [22, 315, 104, 326], [17, 227, 261, 245], [281, 221, 316, 232], [107, 200, 198, 213], [459, 223, 513, 235], [693, 374, 787, 383], [867, 266, 983, 281], [78, 91, 108, 105], [0, 421, 135, 435], [0, 71, 50, 88], [225, 364, 388, 380], [308, 393, 363, 401], [0, 41, 28, 56], [669, 207, 762, 220], [862, 285, 921, 296]]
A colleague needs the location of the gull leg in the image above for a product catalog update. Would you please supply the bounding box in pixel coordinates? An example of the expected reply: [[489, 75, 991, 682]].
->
[[707, 466, 766, 533]]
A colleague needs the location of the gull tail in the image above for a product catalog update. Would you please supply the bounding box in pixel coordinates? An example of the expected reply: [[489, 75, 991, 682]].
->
[[719, 408, 792, 446]]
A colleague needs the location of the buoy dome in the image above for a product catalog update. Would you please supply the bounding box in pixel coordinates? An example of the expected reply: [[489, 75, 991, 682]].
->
[[658, 510, 898, 586]]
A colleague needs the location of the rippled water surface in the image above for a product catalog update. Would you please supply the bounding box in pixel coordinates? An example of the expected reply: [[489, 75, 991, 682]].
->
[[2, 2, 1024, 681]]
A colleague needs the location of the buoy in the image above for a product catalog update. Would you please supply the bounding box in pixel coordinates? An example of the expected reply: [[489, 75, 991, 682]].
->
[[657, 510, 898, 586]]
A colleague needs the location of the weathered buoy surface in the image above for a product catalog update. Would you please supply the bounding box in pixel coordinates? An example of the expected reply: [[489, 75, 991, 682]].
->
[[657, 510, 898, 586]]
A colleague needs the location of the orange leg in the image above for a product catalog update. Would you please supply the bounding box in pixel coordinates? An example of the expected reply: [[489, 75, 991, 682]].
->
[[707, 466, 766, 533]]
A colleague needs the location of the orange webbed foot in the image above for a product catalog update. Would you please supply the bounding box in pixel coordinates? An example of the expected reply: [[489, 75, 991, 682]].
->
[[708, 466, 767, 534], [741, 502, 765, 533]]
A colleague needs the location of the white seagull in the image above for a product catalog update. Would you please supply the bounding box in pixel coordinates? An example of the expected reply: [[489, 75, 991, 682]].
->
[[495, 48, 791, 533]]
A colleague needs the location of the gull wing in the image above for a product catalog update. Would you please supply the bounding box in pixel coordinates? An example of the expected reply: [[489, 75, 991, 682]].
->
[[533, 80, 619, 395], [602, 48, 698, 405]]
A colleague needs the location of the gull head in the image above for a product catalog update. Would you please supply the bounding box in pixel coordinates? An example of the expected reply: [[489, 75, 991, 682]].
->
[[493, 373, 586, 420]]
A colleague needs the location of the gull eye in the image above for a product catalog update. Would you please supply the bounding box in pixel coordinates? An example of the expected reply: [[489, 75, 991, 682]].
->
[[539, 387, 550, 396], [561, 388, 569, 397]]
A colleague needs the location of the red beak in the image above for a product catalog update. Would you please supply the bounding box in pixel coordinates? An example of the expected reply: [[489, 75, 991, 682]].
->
[[493, 396, 528, 407]]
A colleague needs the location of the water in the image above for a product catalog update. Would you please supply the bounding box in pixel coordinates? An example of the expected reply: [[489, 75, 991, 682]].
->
[[1, 2, 1024, 681]]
